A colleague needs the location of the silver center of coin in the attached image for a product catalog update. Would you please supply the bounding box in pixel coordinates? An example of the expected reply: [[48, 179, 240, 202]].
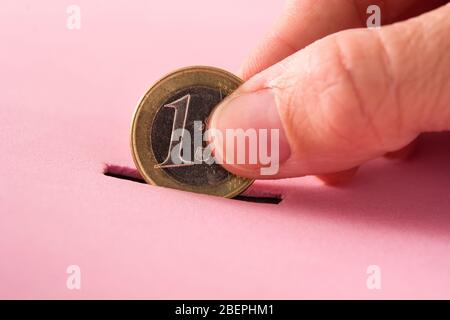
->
[[150, 86, 229, 186]]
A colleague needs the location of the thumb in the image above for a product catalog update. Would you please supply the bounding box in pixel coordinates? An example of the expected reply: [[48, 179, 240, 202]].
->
[[208, 4, 450, 179]]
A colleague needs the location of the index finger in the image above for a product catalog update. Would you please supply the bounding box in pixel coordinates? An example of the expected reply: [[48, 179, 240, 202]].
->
[[240, 0, 440, 79]]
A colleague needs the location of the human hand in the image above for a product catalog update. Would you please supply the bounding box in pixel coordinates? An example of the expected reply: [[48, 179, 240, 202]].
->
[[208, 0, 450, 183]]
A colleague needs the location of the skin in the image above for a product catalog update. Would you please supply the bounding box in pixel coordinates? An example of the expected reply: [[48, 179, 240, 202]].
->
[[208, 0, 450, 183]]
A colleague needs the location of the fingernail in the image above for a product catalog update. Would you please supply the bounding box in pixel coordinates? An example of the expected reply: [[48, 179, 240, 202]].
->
[[208, 89, 291, 175]]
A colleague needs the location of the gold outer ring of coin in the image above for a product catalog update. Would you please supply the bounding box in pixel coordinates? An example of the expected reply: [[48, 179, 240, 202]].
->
[[130, 66, 254, 198]]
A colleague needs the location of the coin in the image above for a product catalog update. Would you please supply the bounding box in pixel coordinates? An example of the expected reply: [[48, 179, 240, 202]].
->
[[131, 66, 254, 198]]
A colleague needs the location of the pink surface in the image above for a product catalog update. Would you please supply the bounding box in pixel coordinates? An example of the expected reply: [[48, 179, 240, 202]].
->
[[1, 0, 450, 299]]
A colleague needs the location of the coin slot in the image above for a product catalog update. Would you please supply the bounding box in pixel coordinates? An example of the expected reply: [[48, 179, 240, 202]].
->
[[103, 164, 282, 204], [233, 194, 282, 204]]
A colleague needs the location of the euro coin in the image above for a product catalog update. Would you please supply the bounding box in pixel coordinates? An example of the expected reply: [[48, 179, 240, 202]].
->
[[131, 66, 254, 198]]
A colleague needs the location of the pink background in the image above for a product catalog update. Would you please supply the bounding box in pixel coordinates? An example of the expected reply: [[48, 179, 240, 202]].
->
[[1, 0, 449, 299]]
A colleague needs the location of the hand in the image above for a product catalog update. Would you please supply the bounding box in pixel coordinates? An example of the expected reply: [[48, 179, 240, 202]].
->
[[208, 0, 450, 183]]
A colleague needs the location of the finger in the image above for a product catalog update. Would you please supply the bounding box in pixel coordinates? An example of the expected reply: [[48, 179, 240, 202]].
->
[[316, 136, 419, 184], [316, 167, 359, 186], [240, 0, 448, 79], [209, 4, 450, 179], [384, 137, 419, 160]]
